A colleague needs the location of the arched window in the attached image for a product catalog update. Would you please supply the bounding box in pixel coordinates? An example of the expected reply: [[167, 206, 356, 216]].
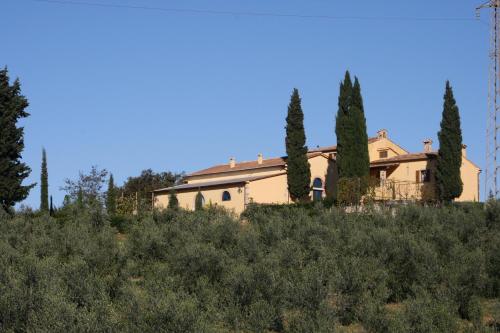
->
[[222, 191, 231, 201], [312, 178, 323, 201]]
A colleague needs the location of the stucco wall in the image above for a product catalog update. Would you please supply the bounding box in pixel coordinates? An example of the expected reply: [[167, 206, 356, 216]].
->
[[374, 156, 480, 202], [457, 158, 480, 202], [368, 137, 408, 161], [154, 183, 246, 213], [247, 174, 289, 204]]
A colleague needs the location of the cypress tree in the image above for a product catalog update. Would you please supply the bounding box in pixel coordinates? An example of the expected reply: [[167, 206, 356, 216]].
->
[[195, 191, 204, 211], [40, 148, 49, 212], [168, 189, 179, 210], [335, 72, 370, 204], [436, 81, 463, 202], [106, 174, 116, 216], [49, 195, 55, 216], [0, 68, 34, 211], [285, 88, 311, 202], [351, 77, 370, 181], [335, 71, 354, 179]]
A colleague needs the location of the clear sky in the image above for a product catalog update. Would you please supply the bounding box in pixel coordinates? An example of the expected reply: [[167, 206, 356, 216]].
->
[[1, 0, 490, 207]]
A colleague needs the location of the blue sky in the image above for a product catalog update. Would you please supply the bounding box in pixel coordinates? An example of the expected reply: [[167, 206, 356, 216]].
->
[[1, 0, 489, 207]]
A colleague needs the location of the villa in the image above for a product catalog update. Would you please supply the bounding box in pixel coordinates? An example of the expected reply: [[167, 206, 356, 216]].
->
[[153, 129, 481, 213]]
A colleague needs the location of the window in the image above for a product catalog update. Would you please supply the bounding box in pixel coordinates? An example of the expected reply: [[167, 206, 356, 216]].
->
[[379, 150, 388, 159], [416, 169, 431, 183], [222, 191, 231, 201], [312, 178, 323, 201], [379, 170, 387, 185]]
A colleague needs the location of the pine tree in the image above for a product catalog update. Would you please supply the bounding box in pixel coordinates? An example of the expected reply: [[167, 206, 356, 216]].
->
[[0, 68, 34, 211], [40, 148, 49, 212], [168, 189, 179, 210], [106, 174, 116, 216], [285, 88, 311, 202], [436, 81, 463, 203], [195, 191, 204, 211], [49, 195, 55, 216]]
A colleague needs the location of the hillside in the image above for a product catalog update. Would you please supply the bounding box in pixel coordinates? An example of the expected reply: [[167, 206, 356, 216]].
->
[[0, 203, 499, 332]]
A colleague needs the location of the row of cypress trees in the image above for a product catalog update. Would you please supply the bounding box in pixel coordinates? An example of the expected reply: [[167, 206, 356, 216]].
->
[[285, 71, 464, 204]]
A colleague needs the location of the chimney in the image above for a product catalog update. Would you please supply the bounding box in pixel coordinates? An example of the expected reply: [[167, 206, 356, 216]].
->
[[257, 153, 263, 165], [462, 144, 467, 158], [229, 157, 236, 168], [377, 129, 388, 139], [423, 139, 433, 153]]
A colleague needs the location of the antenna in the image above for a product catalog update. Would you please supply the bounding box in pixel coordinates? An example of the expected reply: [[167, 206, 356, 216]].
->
[[477, 0, 500, 199]]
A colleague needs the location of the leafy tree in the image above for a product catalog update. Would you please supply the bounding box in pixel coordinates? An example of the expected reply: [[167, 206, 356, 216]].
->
[[120, 169, 183, 212], [285, 88, 311, 202], [195, 191, 204, 211], [61, 166, 108, 207], [168, 189, 179, 210], [436, 81, 463, 203], [0, 67, 34, 211], [106, 174, 116, 216], [40, 148, 49, 212]]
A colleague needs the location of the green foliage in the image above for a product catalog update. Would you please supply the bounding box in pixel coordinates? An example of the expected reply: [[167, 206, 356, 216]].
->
[[106, 174, 116, 216], [119, 169, 183, 213], [1, 202, 499, 331], [168, 189, 179, 210], [335, 72, 370, 204], [62, 166, 108, 208], [0, 68, 34, 211], [285, 88, 311, 202], [436, 81, 463, 202], [40, 148, 49, 212], [195, 191, 204, 211]]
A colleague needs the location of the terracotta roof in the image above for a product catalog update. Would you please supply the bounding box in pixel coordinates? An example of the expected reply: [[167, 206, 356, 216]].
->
[[371, 152, 437, 165], [309, 137, 379, 153], [154, 172, 286, 192], [187, 152, 325, 178]]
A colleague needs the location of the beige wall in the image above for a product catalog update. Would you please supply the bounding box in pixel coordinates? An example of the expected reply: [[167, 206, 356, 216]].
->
[[154, 154, 333, 214], [368, 137, 408, 161], [154, 183, 246, 213], [457, 158, 480, 202], [247, 174, 289, 205], [372, 156, 480, 202]]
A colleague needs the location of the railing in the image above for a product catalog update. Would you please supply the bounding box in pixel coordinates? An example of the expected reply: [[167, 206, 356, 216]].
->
[[370, 179, 433, 202]]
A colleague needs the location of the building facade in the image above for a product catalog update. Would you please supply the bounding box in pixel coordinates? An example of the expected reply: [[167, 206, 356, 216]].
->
[[153, 130, 481, 213]]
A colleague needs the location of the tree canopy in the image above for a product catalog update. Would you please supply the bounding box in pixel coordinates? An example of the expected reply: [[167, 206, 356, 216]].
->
[[0, 68, 34, 211]]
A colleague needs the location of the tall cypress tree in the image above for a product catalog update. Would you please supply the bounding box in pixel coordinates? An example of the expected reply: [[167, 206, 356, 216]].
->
[[0, 68, 34, 211], [335, 72, 354, 179], [436, 81, 463, 202], [335, 72, 370, 204], [106, 174, 116, 216], [285, 88, 311, 202], [40, 148, 49, 212], [351, 77, 370, 180], [49, 195, 55, 216]]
